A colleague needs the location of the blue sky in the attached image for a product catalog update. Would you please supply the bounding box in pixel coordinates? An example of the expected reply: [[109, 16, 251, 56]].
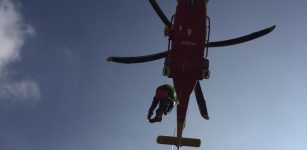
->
[[0, 0, 306, 150]]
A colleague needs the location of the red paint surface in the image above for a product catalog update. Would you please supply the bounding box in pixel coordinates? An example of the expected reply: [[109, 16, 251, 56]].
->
[[168, 1, 207, 123]]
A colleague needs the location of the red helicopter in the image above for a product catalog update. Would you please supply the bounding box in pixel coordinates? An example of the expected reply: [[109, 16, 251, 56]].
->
[[107, 0, 275, 148]]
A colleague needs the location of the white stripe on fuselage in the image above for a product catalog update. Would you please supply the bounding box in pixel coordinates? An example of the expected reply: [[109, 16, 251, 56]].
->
[[180, 41, 196, 46]]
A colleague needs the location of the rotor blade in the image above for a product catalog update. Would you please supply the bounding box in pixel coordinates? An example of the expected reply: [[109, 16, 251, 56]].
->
[[194, 81, 209, 120], [149, 0, 172, 26], [107, 50, 169, 64], [206, 25, 276, 47]]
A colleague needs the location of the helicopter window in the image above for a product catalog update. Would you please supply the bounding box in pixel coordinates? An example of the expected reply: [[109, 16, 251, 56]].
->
[[177, 0, 207, 5], [188, 0, 201, 6]]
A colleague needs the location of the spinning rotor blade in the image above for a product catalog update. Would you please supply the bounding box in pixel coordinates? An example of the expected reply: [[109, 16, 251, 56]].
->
[[149, 0, 172, 26], [206, 25, 276, 47], [194, 81, 209, 120], [107, 50, 169, 64]]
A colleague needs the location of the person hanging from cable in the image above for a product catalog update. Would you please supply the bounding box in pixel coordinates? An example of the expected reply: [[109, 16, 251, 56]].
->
[[147, 84, 179, 123]]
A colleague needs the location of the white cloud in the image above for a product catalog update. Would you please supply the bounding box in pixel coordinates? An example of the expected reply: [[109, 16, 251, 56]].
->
[[0, 80, 40, 103], [0, 0, 40, 103]]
